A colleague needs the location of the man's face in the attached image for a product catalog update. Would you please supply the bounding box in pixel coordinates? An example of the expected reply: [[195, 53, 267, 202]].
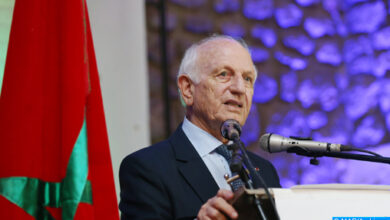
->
[[187, 39, 256, 140]]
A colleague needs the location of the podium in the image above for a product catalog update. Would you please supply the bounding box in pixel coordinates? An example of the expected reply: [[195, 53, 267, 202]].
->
[[232, 184, 390, 220]]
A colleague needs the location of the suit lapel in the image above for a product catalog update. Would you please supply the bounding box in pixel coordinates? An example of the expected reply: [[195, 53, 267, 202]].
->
[[169, 125, 219, 203]]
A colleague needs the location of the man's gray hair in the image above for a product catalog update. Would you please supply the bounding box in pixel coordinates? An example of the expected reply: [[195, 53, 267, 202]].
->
[[177, 35, 257, 84]]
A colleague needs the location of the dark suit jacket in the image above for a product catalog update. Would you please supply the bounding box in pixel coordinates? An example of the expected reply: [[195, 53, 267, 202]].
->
[[119, 125, 280, 220]]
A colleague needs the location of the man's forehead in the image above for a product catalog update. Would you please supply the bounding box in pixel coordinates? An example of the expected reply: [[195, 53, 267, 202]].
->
[[197, 38, 240, 53], [196, 39, 255, 72]]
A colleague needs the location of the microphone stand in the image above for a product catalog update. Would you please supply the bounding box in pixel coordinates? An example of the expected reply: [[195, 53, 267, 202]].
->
[[229, 141, 267, 220], [229, 138, 280, 220], [286, 147, 390, 165], [220, 119, 279, 219]]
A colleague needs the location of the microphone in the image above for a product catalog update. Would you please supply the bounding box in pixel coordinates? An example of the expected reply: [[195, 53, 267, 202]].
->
[[220, 119, 241, 141], [259, 133, 350, 153]]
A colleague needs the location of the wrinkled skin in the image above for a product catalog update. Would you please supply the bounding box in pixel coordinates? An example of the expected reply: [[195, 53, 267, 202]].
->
[[197, 189, 237, 220], [177, 38, 256, 220], [178, 38, 256, 143]]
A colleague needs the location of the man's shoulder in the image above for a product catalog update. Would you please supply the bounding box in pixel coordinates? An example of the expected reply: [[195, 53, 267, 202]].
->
[[246, 150, 281, 187], [119, 139, 178, 181], [123, 139, 173, 164], [247, 151, 271, 164], [120, 124, 190, 169]]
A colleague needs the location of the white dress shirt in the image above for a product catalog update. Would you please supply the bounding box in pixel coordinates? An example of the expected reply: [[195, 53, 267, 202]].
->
[[182, 117, 232, 190]]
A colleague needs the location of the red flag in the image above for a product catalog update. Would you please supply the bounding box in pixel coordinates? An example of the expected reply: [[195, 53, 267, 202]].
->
[[0, 0, 120, 219]]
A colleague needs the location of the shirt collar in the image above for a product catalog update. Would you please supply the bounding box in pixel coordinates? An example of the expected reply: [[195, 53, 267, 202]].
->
[[182, 117, 222, 157]]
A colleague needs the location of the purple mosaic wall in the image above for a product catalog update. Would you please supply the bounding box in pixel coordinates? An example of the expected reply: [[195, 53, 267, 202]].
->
[[146, 0, 390, 187]]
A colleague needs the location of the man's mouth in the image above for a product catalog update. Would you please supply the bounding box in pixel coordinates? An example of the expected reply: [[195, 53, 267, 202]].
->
[[224, 100, 243, 108]]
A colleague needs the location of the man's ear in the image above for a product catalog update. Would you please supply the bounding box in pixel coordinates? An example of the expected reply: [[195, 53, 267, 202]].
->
[[177, 74, 194, 107]]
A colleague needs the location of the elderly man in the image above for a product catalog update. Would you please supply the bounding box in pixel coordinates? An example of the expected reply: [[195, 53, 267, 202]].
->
[[119, 35, 280, 220]]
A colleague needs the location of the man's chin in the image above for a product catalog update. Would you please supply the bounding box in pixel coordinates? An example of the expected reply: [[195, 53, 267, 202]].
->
[[218, 115, 245, 126]]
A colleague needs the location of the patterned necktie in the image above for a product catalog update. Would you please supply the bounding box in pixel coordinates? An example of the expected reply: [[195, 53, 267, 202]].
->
[[215, 144, 244, 191]]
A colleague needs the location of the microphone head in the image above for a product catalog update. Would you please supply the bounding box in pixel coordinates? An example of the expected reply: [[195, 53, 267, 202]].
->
[[259, 133, 271, 152], [220, 119, 241, 140]]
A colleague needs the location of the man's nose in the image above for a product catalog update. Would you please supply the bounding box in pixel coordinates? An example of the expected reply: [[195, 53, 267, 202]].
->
[[230, 75, 246, 94]]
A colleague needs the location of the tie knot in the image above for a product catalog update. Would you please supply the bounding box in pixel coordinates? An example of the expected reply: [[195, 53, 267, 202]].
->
[[215, 144, 232, 162]]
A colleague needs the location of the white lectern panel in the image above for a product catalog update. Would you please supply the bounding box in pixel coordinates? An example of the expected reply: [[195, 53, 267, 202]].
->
[[273, 184, 390, 220]]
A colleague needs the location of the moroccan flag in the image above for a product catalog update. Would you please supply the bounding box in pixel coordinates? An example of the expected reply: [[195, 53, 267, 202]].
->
[[0, 0, 120, 219]]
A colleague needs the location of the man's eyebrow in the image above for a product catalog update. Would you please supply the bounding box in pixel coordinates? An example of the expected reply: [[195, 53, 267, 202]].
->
[[210, 65, 255, 75], [243, 70, 255, 76], [210, 65, 231, 74]]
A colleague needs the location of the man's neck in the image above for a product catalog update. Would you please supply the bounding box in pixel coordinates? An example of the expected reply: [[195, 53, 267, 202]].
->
[[185, 115, 226, 143]]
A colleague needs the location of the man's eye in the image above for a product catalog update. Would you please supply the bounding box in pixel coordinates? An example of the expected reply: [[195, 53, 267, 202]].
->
[[219, 71, 227, 77], [244, 76, 253, 82]]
